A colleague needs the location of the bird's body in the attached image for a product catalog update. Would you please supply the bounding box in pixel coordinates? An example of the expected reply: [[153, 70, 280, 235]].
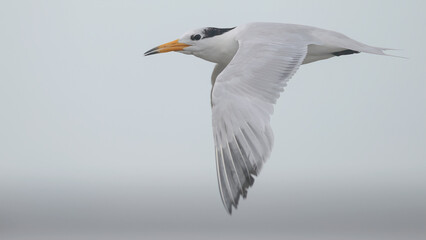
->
[[145, 22, 393, 214]]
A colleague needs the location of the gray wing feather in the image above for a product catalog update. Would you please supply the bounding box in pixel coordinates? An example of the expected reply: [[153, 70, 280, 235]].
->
[[212, 35, 308, 213], [211, 22, 394, 213]]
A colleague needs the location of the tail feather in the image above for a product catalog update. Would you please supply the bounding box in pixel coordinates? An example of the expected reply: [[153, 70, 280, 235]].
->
[[379, 49, 407, 58]]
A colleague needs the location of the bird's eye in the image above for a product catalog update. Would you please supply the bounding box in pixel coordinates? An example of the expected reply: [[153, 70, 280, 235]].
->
[[191, 34, 201, 41]]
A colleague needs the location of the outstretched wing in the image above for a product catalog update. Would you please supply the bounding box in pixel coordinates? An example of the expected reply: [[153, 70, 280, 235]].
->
[[212, 36, 308, 213]]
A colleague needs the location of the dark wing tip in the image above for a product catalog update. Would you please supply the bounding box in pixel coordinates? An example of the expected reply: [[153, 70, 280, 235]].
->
[[222, 173, 257, 214], [332, 49, 360, 56]]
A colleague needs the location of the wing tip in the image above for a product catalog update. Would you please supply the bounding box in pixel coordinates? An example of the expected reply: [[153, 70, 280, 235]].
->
[[215, 121, 274, 215], [221, 172, 258, 214]]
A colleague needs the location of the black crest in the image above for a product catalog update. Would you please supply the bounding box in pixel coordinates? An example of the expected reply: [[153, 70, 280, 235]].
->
[[202, 27, 235, 39]]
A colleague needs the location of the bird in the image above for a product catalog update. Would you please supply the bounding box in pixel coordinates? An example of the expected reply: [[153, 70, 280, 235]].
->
[[144, 22, 394, 214]]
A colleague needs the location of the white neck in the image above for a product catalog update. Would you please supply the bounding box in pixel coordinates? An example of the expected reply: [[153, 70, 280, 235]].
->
[[193, 31, 239, 65]]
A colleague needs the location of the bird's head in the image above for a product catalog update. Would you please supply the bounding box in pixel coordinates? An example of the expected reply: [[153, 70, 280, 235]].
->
[[144, 27, 237, 63]]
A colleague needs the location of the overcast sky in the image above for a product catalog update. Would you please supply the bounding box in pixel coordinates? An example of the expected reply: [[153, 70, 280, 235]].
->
[[1, 0, 425, 239]]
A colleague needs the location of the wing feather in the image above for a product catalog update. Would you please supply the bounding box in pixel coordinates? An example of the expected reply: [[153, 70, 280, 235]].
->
[[212, 35, 308, 213]]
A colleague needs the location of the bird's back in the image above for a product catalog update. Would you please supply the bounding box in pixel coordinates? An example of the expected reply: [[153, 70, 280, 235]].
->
[[236, 22, 389, 64]]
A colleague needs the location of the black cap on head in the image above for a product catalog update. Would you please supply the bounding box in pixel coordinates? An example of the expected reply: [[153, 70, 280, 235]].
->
[[202, 27, 235, 39]]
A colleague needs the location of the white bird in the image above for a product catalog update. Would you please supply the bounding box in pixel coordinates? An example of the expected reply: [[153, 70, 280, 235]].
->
[[145, 22, 393, 214]]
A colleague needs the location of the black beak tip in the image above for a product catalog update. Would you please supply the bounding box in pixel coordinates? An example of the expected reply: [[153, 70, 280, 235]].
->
[[144, 47, 159, 56]]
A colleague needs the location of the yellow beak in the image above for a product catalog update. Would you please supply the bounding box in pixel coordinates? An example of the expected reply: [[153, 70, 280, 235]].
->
[[144, 39, 190, 56]]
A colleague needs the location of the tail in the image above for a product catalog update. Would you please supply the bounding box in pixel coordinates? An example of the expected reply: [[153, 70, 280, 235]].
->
[[375, 48, 406, 59], [312, 27, 405, 58], [332, 47, 405, 59]]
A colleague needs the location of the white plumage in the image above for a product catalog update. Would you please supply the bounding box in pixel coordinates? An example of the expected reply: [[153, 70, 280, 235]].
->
[[145, 22, 393, 214]]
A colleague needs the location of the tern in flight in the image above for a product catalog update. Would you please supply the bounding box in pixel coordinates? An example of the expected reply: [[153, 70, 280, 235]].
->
[[145, 22, 394, 214]]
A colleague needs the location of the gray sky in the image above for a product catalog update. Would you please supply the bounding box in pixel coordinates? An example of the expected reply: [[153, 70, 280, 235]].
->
[[1, 0, 425, 239]]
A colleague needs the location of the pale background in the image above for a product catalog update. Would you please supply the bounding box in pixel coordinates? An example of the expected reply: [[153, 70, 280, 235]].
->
[[0, 0, 425, 239]]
